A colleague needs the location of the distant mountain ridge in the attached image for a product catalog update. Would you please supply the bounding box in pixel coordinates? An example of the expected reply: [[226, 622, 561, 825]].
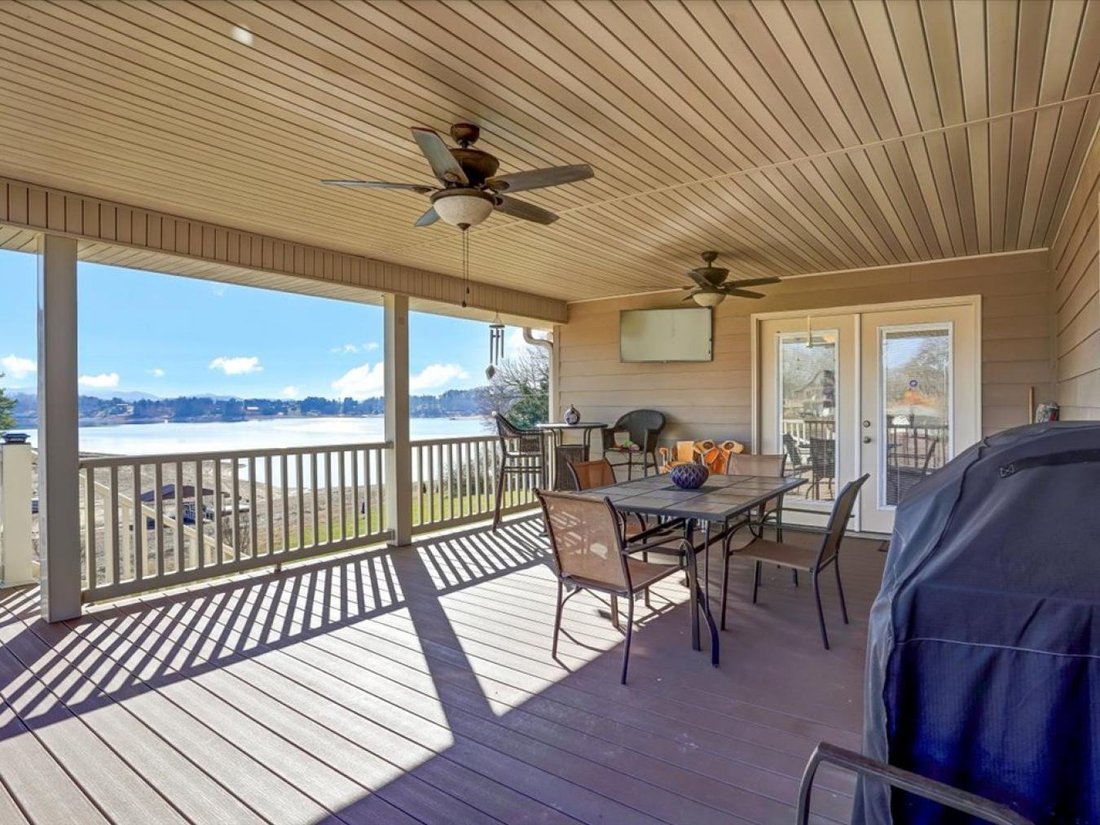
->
[[7, 388, 487, 427]]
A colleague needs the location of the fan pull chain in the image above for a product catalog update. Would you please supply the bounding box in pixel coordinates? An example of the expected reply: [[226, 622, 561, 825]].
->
[[460, 225, 471, 308]]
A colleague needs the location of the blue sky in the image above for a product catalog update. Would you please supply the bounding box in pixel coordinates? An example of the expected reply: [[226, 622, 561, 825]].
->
[[0, 249, 530, 399]]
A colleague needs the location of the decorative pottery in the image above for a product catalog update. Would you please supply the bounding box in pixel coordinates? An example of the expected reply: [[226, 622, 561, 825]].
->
[[669, 462, 709, 490], [563, 404, 581, 425]]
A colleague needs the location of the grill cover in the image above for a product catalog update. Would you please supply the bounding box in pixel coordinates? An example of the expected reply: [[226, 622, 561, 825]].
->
[[857, 422, 1100, 824]]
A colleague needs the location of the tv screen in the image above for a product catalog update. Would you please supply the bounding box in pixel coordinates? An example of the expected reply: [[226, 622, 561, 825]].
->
[[620, 307, 713, 363]]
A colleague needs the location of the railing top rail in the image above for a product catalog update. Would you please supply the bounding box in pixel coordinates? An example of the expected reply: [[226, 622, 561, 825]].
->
[[79, 440, 393, 469], [410, 434, 496, 447]]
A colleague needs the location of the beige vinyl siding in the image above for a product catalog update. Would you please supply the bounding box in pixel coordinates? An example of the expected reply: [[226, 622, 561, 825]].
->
[[1051, 126, 1100, 420], [556, 250, 1052, 449]]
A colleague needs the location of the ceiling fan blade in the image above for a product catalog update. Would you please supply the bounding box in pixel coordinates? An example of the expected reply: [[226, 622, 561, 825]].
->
[[682, 293, 698, 302], [493, 195, 558, 224], [725, 276, 781, 287], [722, 288, 765, 299], [414, 206, 440, 227], [321, 179, 435, 194], [486, 164, 593, 193], [412, 127, 469, 185]]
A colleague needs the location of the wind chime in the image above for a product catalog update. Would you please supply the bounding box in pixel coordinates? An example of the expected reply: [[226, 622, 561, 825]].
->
[[486, 313, 505, 380]]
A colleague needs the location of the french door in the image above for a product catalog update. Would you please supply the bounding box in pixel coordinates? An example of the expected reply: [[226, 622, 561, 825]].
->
[[758, 301, 979, 534]]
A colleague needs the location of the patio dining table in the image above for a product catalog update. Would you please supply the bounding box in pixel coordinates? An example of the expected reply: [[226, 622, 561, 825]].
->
[[574, 472, 808, 666]]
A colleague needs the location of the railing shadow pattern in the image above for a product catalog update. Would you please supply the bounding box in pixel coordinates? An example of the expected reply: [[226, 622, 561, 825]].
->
[[0, 517, 876, 824]]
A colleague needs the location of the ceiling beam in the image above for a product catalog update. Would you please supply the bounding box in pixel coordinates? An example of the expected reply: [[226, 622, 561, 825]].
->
[[0, 176, 568, 324]]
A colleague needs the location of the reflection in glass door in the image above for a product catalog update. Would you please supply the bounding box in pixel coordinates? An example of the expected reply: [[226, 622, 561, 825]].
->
[[879, 325, 952, 507], [778, 330, 838, 505]]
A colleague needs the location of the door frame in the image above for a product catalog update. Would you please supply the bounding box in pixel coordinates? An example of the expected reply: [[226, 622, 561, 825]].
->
[[750, 295, 982, 533]]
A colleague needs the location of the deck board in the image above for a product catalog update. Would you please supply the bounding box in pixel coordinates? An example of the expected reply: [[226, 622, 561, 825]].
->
[[0, 517, 885, 824]]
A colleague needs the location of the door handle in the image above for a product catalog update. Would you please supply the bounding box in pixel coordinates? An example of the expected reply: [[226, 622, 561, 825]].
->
[[863, 436, 872, 444]]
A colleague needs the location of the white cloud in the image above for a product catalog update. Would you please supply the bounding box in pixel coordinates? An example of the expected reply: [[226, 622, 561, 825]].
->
[[331, 343, 360, 355], [410, 363, 468, 392], [208, 356, 262, 375], [148, 368, 166, 378], [281, 385, 299, 398], [364, 342, 380, 352], [1, 354, 36, 380], [332, 361, 469, 399], [331, 362, 385, 399], [507, 327, 544, 355], [78, 372, 120, 389]]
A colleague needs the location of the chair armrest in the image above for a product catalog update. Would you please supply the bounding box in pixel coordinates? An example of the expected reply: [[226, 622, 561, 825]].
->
[[797, 743, 1033, 825]]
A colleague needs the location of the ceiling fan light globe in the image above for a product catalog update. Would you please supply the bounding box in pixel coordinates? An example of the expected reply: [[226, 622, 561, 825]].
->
[[432, 192, 494, 227], [692, 290, 725, 308]]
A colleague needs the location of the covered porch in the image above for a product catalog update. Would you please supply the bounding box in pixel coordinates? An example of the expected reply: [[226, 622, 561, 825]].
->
[[1, 2, 1099, 822]]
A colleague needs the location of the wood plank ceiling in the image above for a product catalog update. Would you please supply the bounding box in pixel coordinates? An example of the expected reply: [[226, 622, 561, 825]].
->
[[1, 0, 1098, 303]]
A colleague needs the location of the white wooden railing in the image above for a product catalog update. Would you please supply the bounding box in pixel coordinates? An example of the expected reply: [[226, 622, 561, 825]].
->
[[410, 435, 539, 532], [78, 441, 390, 602], [781, 419, 808, 442], [75, 434, 542, 602]]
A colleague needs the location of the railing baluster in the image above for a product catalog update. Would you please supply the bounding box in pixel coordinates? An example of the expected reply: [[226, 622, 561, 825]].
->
[[195, 460, 205, 568], [264, 455, 274, 558], [296, 451, 305, 551], [310, 450, 319, 548], [175, 460, 186, 571], [132, 463, 145, 581], [213, 457, 224, 567], [323, 449, 332, 546], [248, 456, 257, 560], [107, 465, 119, 585], [231, 456, 241, 562], [351, 448, 360, 540], [336, 449, 345, 542], [83, 467, 96, 591], [280, 454, 289, 554], [153, 462, 164, 578]]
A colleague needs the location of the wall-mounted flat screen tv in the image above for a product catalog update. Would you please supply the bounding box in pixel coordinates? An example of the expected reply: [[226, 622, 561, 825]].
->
[[620, 307, 713, 363]]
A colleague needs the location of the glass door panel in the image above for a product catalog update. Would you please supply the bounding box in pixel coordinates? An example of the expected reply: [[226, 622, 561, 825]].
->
[[778, 330, 838, 504], [879, 324, 951, 507]]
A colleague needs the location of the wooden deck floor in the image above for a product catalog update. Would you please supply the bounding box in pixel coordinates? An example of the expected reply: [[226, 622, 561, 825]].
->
[[0, 516, 885, 825]]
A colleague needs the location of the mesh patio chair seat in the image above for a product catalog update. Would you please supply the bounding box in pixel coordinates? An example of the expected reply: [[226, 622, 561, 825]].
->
[[537, 489, 689, 684], [602, 409, 666, 479], [723, 453, 797, 585], [724, 474, 868, 648], [491, 411, 547, 530]]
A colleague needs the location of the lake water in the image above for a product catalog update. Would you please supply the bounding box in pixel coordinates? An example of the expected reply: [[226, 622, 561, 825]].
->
[[18, 416, 490, 456]]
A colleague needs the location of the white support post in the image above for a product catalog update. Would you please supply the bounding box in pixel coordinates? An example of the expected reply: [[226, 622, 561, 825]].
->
[[384, 293, 413, 546], [38, 234, 82, 621], [0, 441, 36, 586]]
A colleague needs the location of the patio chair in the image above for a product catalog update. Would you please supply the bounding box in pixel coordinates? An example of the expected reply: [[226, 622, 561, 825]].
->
[[602, 409, 666, 479], [537, 490, 687, 684], [783, 433, 810, 478], [491, 411, 547, 531], [723, 474, 868, 648], [725, 453, 788, 539], [808, 436, 836, 498]]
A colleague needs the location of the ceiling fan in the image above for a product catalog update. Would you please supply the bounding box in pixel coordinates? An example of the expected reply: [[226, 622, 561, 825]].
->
[[681, 251, 781, 307], [321, 123, 594, 229]]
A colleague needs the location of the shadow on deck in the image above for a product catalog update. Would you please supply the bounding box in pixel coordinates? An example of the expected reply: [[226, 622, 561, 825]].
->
[[0, 515, 885, 824]]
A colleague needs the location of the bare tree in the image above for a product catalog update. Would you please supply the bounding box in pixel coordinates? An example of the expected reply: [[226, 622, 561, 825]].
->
[[477, 346, 549, 428]]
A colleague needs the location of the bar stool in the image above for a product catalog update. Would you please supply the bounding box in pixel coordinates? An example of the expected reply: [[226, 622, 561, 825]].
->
[[492, 412, 547, 530]]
